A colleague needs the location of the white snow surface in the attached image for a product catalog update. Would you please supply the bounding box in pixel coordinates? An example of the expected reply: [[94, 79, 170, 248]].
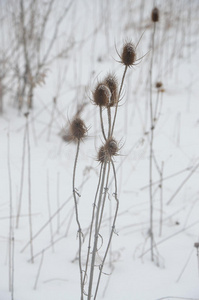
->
[[0, 1, 199, 300]]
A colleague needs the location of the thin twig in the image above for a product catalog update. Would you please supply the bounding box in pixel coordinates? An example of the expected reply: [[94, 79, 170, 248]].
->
[[16, 122, 27, 228], [72, 139, 84, 300], [94, 160, 119, 300], [27, 114, 34, 263], [34, 250, 45, 290]]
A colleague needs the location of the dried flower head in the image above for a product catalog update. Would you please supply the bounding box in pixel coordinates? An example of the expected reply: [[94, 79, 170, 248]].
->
[[70, 117, 87, 140], [156, 82, 162, 89], [151, 7, 159, 22], [97, 138, 119, 163], [97, 146, 106, 163], [93, 83, 111, 107], [104, 138, 119, 158], [104, 74, 118, 107], [121, 42, 136, 67]]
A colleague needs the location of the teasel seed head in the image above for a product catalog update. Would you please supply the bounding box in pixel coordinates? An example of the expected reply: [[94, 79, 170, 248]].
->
[[104, 137, 119, 158], [104, 74, 118, 107], [70, 117, 87, 141], [97, 138, 119, 163], [93, 83, 111, 107], [151, 7, 159, 22], [121, 42, 136, 67], [156, 81, 162, 89], [97, 146, 106, 163]]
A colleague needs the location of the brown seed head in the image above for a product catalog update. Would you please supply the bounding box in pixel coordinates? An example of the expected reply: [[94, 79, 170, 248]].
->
[[104, 138, 119, 158], [70, 117, 87, 140], [93, 83, 111, 107], [156, 81, 162, 89], [151, 7, 159, 22], [97, 146, 106, 163], [104, 74, 118, 107], [121, 42, 136, 67]]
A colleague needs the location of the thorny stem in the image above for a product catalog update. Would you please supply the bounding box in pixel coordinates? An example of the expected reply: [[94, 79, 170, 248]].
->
[[107, 106, 111, 139], [97, 162, 111, 233], [72, 139, 84, 300], [149, 21, 156, 262], [111, 65, 128, 136], [87, 161, 108, 300], [83, 164, 103, 287], [100, 106, 107, 141], [94, 160, 119, 300]]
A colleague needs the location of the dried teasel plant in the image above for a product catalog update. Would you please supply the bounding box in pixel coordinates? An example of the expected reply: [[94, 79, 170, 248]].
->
[[70, 38, 141, 300], [148, 6, 160, 262], [70, 116, 88, 300]]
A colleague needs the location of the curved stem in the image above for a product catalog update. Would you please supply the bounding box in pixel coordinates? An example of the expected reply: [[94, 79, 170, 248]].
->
[[100, 107, 107, 141], [111, 65, 128, 136], [94, 160, 119, 300], [72, 139, 84, 300], [149, 21, 156, 262], [107, 106, 111, 139], [97, 162, 111, 233], [87, 161, 108, 300], [83, 164, 103, 287]]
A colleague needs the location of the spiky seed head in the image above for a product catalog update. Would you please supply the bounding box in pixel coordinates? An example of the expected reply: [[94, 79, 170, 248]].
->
[[97, 146, 106, 163], [156, 81, 162, 89], [93, 83, 111, 107], [104, 74, 118, 107], [121, 42, 136, 67], [104, 138, 118, 158], [151, 7, 159, 22], [70, 117, 87, 140]]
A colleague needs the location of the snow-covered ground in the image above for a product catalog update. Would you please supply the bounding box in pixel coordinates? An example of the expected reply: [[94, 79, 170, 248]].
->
[[0, 1, 199, 299]]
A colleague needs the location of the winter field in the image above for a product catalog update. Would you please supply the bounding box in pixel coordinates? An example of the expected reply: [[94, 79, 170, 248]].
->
[[0, 0, 199, 299]]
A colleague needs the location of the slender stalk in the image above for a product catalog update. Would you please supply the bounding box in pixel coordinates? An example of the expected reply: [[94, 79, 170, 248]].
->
[[16, 124, 27, 228], [87, 161, 108, 300], [167, 161, 199, 205], [57, 172, 60, 234], [111, 65, 127, 136], [100, 107, 107, 141], [154, 89, 160, 123], [27, 115, 34, 263], [94, 160, 119, 300], [159, 162, 164, 237], [149, 21, 156, 262], [83, 164, 103, 286], [11, 235, 14, 300], [34, 250, 45, 290], [97, 162, 111, 233], [72, 139, 84, 300], [107, 106, 111, 139], [46, 171, 54, 252], [7, 131, 12, 291]]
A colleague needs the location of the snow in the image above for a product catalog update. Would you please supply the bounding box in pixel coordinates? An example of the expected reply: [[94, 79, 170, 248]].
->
[[0, 0, 199, 300]]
